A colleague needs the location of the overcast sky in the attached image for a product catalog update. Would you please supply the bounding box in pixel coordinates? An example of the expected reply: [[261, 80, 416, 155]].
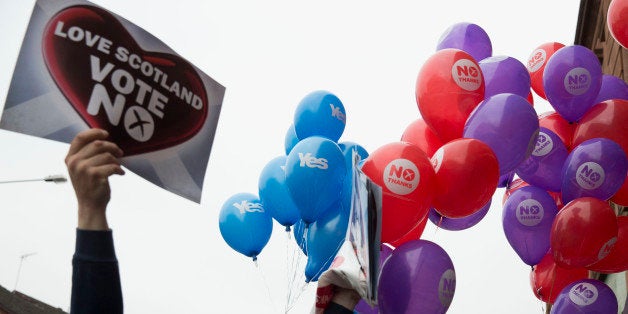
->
[[0, 0, 581, 313]]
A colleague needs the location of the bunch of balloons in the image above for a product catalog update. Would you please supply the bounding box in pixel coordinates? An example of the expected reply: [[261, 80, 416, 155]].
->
[[500, 37, 628, 310], [218, 17, 628, 313], [219, 89, 371, 283]]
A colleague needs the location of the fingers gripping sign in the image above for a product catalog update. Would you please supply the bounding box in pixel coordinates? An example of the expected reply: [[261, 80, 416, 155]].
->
[[65, 128, 125, 230]]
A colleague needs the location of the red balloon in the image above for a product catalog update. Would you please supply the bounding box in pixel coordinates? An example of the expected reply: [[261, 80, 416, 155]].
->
[[361, 142, 436, 244], [574, 99, 628, 204], [387, 215, 428, 248], [526, 90, 535, 107], [526, 42, 565, 100], [550, 197, 619, 268], [588, 216, 628, 273], [400, 118, 444, 157], [608, 0, 628, 49], [416, 48, 485, 143], [530, 252, 588, 304], [431, 138, 498, 218], [538, 111, 575, 151]]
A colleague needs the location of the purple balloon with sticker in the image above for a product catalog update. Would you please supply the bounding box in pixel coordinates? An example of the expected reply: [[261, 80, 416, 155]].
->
[[502, 186, 558, 266], [543, 45, 603, 122], [479, 55, 531, 98], [463, 93, 540, 176], [561, 137, 628, 204], [516, 127, 568, 192], [429, 200, 491, 231], [594, 74, 628, 104], [436, 22, 492, 62], [378, 240, 455, 314], [550, 279, 618, 314]]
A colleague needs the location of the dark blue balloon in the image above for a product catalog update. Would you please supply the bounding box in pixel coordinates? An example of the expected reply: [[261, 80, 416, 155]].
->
[[561, 137, 628, 204], [285, 136, 346, 224], [502, 186, 558, 266], [516, 127, 569, 192], [294, 90, 346, 142], [258, 156, 300, 228], [284, 124, 300, 155], [218, 193, 273, 261], [304, 201, 349, 282]]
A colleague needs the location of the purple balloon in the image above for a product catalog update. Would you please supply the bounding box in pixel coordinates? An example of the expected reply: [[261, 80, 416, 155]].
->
[[463, 93, 540, 175], [479, 55, 531, 98], [594, 74, 628, 104], [516, 128, 569, 192], [429, 200, 491, 231], [543, 45, 603, 122], [502, 186, 558, 266], [378, 240, 455, 314], [550, 279, 618, 314], [561, 138, 628, 204], [436, 22, 492, 62], [497, 171, 515, 188]]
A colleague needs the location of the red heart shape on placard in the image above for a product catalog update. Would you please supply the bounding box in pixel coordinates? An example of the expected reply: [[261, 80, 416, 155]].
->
[[42, 5, 208, 156]]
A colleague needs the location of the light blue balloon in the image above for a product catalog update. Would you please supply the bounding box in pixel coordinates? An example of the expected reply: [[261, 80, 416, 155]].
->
[[304, 201, 349, 282], [218, 193, 273, 261], [258, 156, 300, 229], [285, 136, 347, 224], [284, 124, 300, 155], [294, 90, 346, 142]]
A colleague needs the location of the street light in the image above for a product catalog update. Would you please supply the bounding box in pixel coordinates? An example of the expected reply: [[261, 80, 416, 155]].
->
[[14, 252, 37, 291], [0, 174, 67, 184]]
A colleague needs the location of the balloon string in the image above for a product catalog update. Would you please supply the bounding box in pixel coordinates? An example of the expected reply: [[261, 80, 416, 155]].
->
[[286, 229, 308, 313], [255, 259, 280, 313]]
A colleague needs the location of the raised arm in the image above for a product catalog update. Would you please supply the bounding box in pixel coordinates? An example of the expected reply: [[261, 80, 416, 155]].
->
[[66, 129, 125, 314]]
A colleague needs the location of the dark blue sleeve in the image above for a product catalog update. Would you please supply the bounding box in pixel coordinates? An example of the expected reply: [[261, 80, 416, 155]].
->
[[324, 302, 354, 314], [71, 229, 123, 314]]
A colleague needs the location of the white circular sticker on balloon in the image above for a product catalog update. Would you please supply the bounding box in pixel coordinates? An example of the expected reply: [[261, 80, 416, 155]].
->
[[563, 67, 591, 96], [527, 48, 547, 73], [383, 158, 420, 195], [431, 148, 445, 173], [516, 199, 545, 226], [576, 162, 605, 190], [532, 131, 553, 157], [569, 282, 599, 306], [438, 269, 456, 307], [451, 59, 482, 91]]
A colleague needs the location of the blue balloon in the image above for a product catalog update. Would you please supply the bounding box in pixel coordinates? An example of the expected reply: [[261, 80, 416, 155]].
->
[[218, 193, 273, 261], [294, 90, 346, 142], [338, 141, 369, 212], [304, 201, 349, 282], [258, 156, 300, 229], [292, 219, 308, 256], [561, 137, 628, 204], [285, 136, 346, 224], [284, 124, 300, 155]]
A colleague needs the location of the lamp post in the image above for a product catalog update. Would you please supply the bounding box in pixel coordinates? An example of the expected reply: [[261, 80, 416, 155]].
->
[[14, 252, 37, 291], [0, 174, 67, 184]]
